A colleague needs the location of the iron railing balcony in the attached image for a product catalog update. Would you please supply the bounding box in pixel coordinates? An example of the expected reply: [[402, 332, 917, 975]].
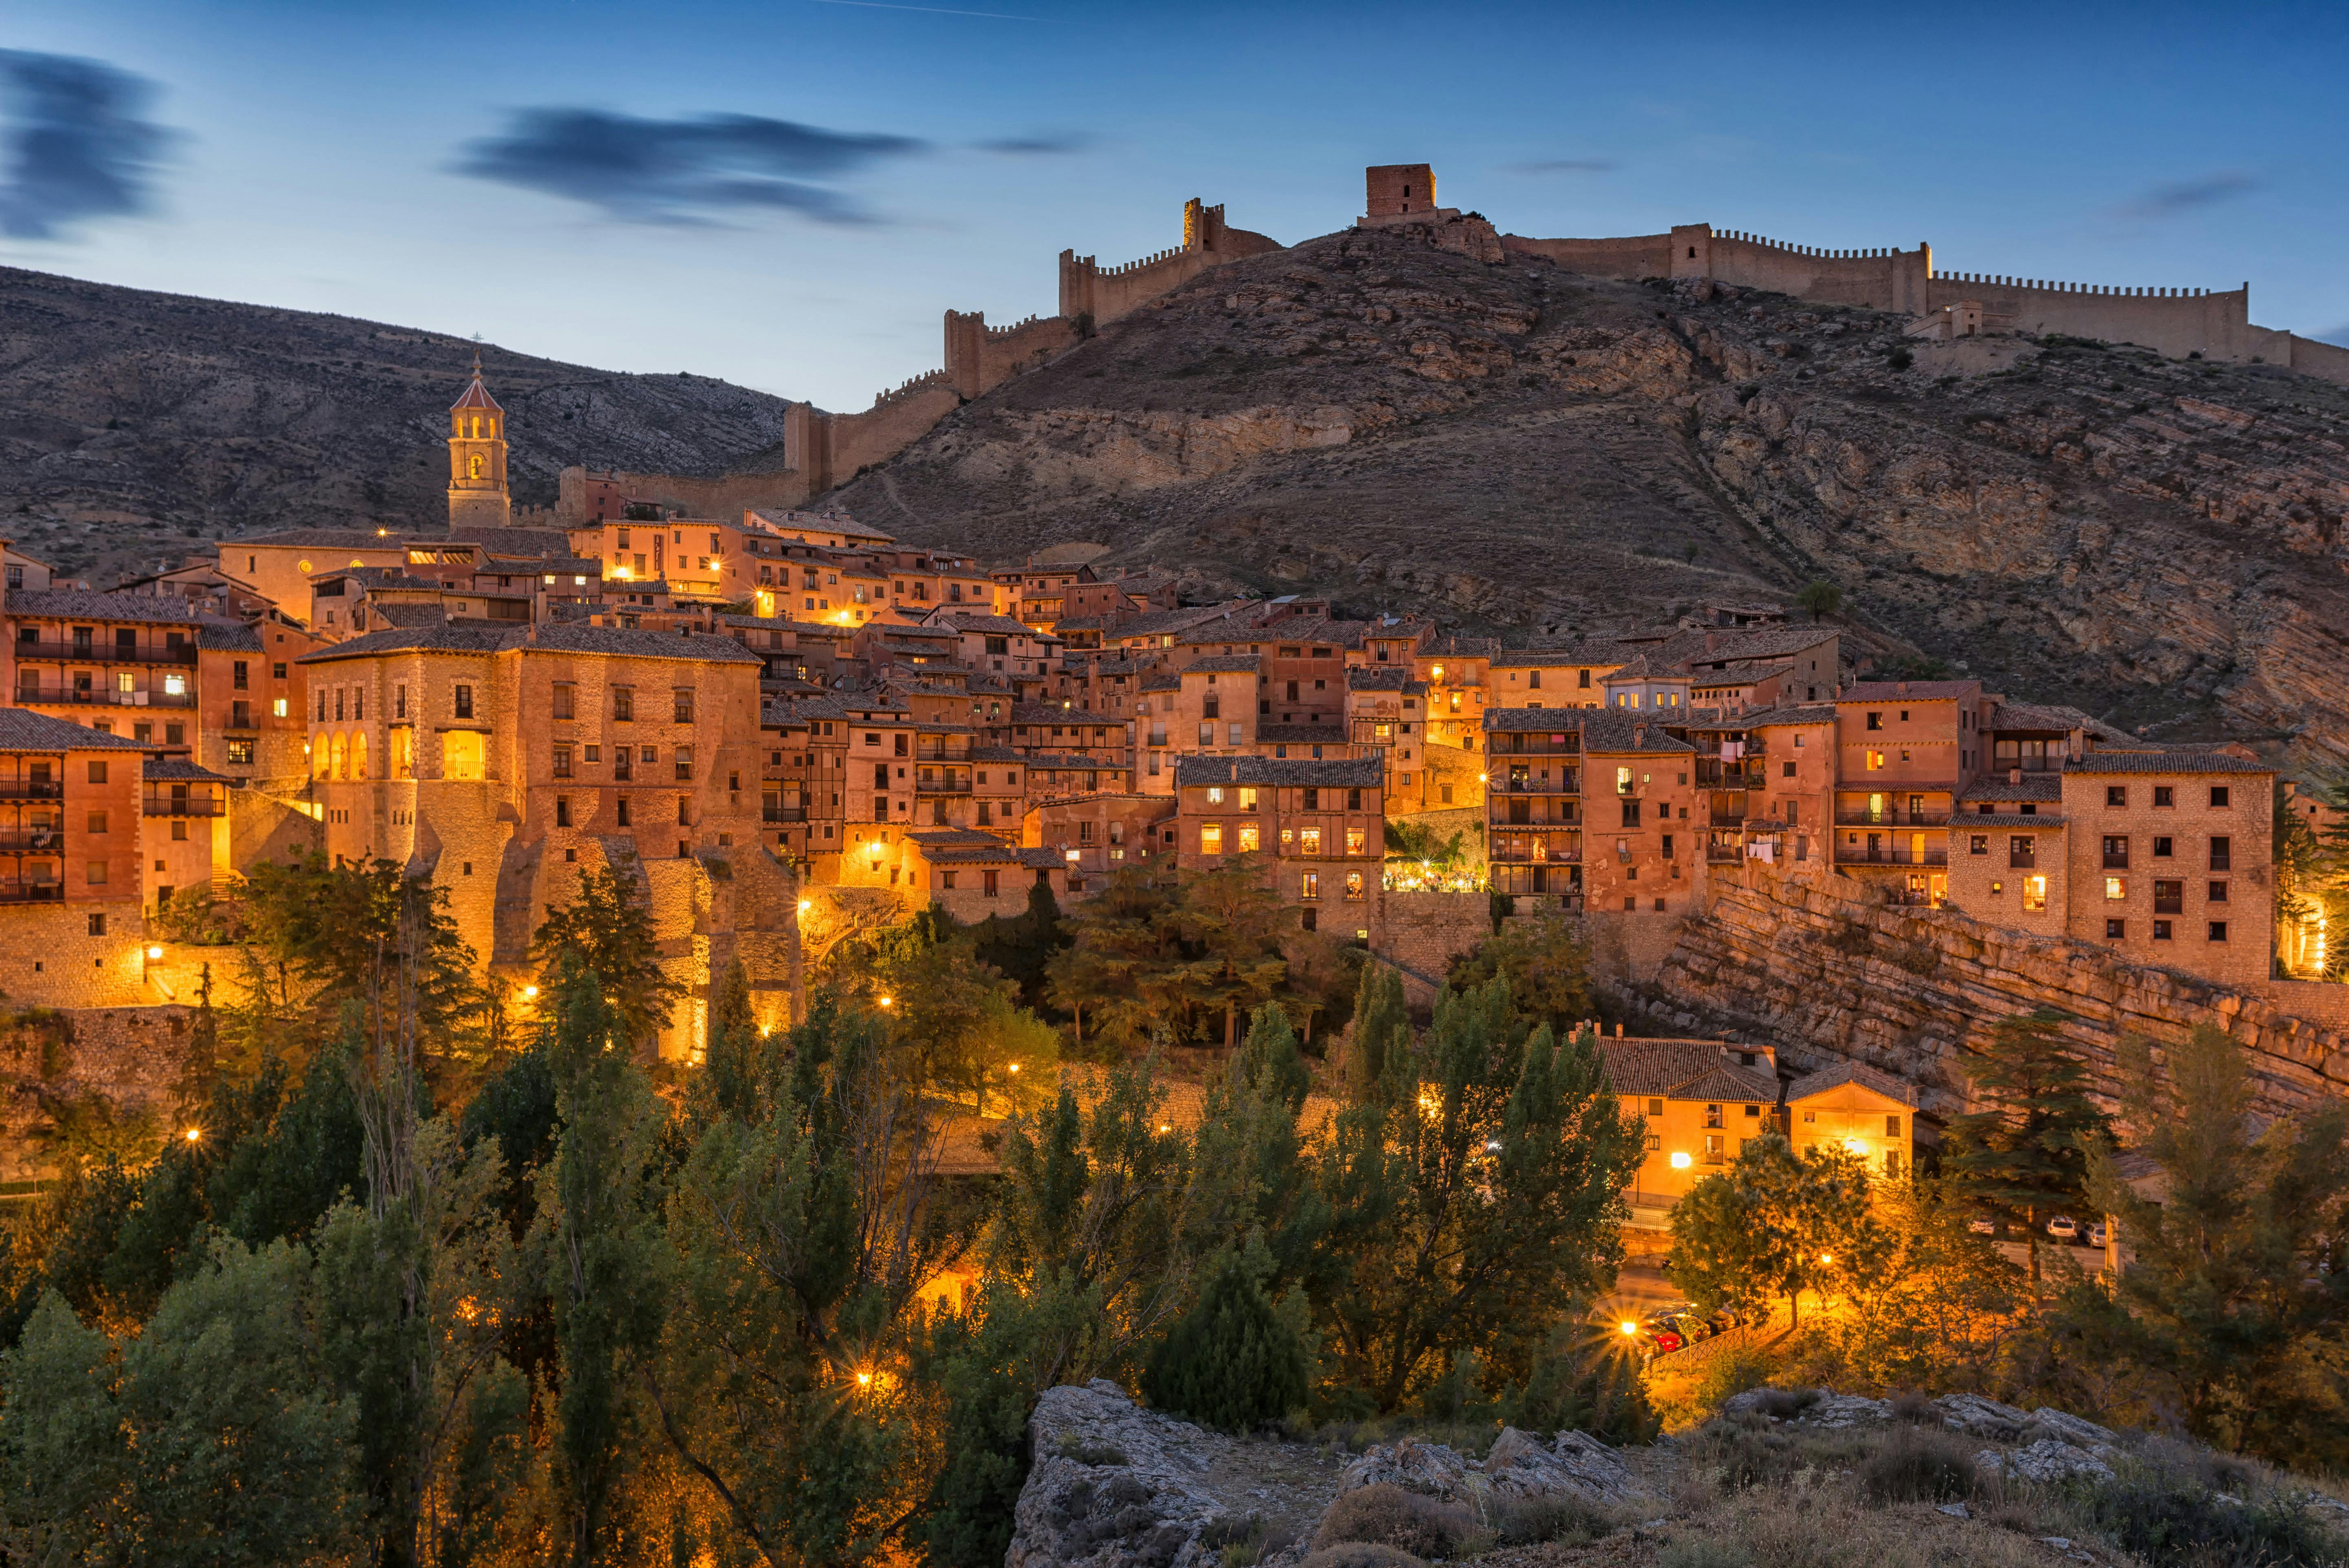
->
[[761, 806, 808, 823], [916, 774, 973, 795], [1838, 844, 1950, 867], [1695, 760, 1766, 786], [0, 831, 64, 853], [12, 640, 196, 666], [0, 782, 64, 800], [142, 796, 226, 817], [12, 686, 197, 709], [1834, 809, 1952, 828], [1493, 774, 1579, 794], [0, 882, 64, 904]]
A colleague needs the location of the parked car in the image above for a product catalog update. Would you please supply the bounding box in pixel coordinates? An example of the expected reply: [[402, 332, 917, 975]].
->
[[1662, 1311, 1713, 1344], [2086, 1221, 2108, 1247], [1645, 1325, 1684, 1354], [2046, 1215, 2079, 1241], [1968, 1216, 1998, 1236]]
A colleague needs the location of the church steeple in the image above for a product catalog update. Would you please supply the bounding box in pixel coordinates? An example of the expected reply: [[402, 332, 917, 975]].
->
[[447, 352, 511, 530]]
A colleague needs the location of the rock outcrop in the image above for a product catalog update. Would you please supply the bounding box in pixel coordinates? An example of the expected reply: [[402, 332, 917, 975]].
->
[[1650, 865, 2349, 1118], [835, 221, 2349, 768], [1720, 1387, 2123, 1483], [1007, 1383, 1644, 1568]]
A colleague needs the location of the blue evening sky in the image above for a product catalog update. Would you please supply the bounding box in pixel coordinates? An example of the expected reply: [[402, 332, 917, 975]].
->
[[3, 1, 2342, 410]]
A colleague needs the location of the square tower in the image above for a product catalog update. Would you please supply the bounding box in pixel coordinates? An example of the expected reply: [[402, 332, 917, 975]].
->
[[1365, 164, 1436, 218]]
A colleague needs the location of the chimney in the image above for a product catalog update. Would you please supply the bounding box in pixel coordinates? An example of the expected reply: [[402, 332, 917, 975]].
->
[[1634, 723, 1646, 747], [2008, 767, 2021, 785], [1897, 681, 1910, 696]]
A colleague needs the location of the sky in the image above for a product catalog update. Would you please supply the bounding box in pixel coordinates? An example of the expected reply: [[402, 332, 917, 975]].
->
[[3, 0, 2345, 411]]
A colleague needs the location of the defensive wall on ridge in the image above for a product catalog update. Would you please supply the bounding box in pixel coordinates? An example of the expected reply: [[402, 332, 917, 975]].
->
[[556, 197, 1284, 522], [1502, 220, 2349, 383]]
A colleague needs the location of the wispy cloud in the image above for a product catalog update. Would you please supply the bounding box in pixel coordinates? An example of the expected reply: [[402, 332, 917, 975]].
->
[[972, 133, 1093, 155], [2110, 171, 2260, 222], [454, 109, 925, 226], [810, 0, 1042, 18], [0, 51, 170, 240], [1505, 158, 1617, 175]]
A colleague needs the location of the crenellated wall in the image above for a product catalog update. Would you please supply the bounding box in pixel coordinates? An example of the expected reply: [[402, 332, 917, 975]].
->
[[1504, 219, 2348, 383], [558, 195, 1280, 521]]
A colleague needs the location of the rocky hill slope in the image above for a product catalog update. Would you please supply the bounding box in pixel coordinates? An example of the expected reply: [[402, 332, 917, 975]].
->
[[0, 266, 792, 585], [832, 222, 2349, 767]]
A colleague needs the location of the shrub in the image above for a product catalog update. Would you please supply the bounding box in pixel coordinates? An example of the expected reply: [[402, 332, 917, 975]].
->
[[1299, 1545, 1427, 1568], [1505, 1326, 1660, 1445], [1487, 1491, 1608, 1547], [1886, 347, 1913, 371], [1858, 1424, 1978, 1504], [1659, 1540, 1751, 1568], [1199, 1513, 1300, 1568], [1313, 1485, 1481, 1558], [1691, 1344, 1771, 1413], [2067, 1467, 2340, 1568], [1140, 1250, 1310, 1433]]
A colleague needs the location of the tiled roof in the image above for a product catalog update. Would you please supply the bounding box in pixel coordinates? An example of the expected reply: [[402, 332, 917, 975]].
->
[[143, 756, 230, 781], [1348, 666, 1410, 691], [720, 613, 843, 636], [1010, 703, 1123, 727], [1786, 1060, 1920, 1108], [1961, 774, 2063, 802], [1957, 811, 2066, 828], [194, 619, 265, 651], [1185, 654, 1262, 674], [1173, 755, 1383, 789], [1598, 1039, 1777, 1103], [1839, 680, 1981, 702], [1139, 673, 1180, 693], [933, 612, 1052, 639], [1109, 604, 1249, 640], [4, 589, 202, 624], [1257, 724, 1347, 745], [1742, 703, 1839, 729], [1483, 707, 1597, 733], [297, 623, 764, 665], [229, 528, 411, 549], [1493, 646, 1628, 669], [368, 602, 449, 629], [2066, 751, 2271, 775], [0, 709, 150, 751], [1479, 707, 1695, 752]]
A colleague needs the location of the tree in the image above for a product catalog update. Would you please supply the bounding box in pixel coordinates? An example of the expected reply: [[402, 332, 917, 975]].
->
[[532, 863, 687, 1058], [535, 957, 671, 1563], [0, 1240, 364, 1566], [854, 920, 1057, 1117], [1167, 856, 1292, 1050], [1667, 1131, 1876, 1329], [2080, 1025, 2349, 1466], [1445, 915, 1595, 1036], [1344, 963, 1411, 1106], [1316, 982, 1643, 1410], [1940, 1008, 2110, 1282], [1825, 1178, 2028, 1393], [1794, 579, 1844, 622], [654, 994, 946, 1567], [1044, 863, 1187, 1052], [970, 879, 1068, 1013], [1140, 1237, 1310, 1432]]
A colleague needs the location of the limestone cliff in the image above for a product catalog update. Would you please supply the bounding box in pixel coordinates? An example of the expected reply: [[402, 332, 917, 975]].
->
[[832, 221, 2349, 768], [1643, 866, 2349, 1123]]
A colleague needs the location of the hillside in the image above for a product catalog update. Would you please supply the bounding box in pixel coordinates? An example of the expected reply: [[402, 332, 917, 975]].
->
[[0, 266, 793, 585], [832, 221, 2349, 767]]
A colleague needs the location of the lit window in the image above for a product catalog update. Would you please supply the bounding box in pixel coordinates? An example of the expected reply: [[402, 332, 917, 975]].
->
[[1237, 824, 1260, 853], [272, 698, 288, 718], [1201, 822, 1223, 855], [1866, 750, 1885, 770], [2024, 876, 2046, 911], [1344, 871, 1364, 900], [2105, 876, 2126, 901], [1207, 786, 1224, 805], [1300, 827, 1322, 855], [1300, 871, 1319, 899]]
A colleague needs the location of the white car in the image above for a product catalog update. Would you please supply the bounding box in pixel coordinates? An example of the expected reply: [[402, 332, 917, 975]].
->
[[2086, 1221, 2108, 1247], [2046, 1215, 2079, 1241], [1968, 1216, 1997, 1236]]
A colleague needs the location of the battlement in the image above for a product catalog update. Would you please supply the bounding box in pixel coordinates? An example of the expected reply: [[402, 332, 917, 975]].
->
[[1930, 270, 2221, 299], [871, 369, 953, 409]]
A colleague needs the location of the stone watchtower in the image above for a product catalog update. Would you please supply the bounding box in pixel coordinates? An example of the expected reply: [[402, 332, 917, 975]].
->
[[446, 355, 512, 530], [1364, 164, 1437, 219]]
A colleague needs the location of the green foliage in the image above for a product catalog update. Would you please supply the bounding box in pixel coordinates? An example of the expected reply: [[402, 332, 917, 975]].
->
[[1667, 1131, 1877, 1327], [1503, 1318, 1660, 1444], [1314, 1484, 1481, 1557], [1445, 915, 1595, 1035], [531, 862, 687, 1056], [2077, 1024, 2349, 1468], [845, 917, 1058, 1117], [909, 1294, 1040, 1568], [1794, 579, 1844, 622], [1822, 1180, 2027, 1393], [1317, 985, 1643, 1411], [969, 878, 1069, 1013], [1941, 1008, 2110, 1281], [1142, 1238, 1311, 1432], [0, 1240, 363, 1566], [1346, 965, 1411, 1107]]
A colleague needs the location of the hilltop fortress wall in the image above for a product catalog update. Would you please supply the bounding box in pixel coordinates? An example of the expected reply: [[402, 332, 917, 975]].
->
[[1504, 219, 2349, 383], [556, 197, 1281, 523], [560, 166, 2349, 523]]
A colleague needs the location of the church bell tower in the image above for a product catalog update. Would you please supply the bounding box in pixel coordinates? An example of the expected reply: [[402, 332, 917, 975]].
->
[[447, 353, 511, 530]]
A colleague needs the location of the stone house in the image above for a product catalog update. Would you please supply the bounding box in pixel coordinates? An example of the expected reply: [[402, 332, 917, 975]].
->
[[1022, 792, 1174, 891], [1173, 754, 1384, 941], [1786, 1061, 1917, 1181], [0, 711, 151, 1005], [1601, 1037, 1782, 1208]]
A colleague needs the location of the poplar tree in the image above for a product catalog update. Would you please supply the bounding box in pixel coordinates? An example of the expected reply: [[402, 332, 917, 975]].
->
[[531, 864, 686, 1057]]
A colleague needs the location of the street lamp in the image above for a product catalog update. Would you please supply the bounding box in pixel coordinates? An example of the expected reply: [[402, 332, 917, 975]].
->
[[1618, 1320, 1638, 1337]]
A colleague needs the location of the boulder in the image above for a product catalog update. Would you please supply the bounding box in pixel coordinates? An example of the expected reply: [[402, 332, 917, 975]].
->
[[1936, 1393, 2033, 1440], [1975, 1439, 2115, 1485], [1481, 1427, 1638, 1504], [1335, 1437, 1474, 1504]]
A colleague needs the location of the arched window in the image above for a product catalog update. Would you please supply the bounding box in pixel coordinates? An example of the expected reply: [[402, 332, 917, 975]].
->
[[330, 733, 348, 780], [351, 732, 368, 780], [392, 728, 414, 779], [469, 415, 482, 439], [469, 453, 484, 479], [443, 730, 485, 782], [313, 741, 331, 780]]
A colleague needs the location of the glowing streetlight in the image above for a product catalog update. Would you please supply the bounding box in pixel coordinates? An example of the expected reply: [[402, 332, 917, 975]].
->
[[1006, 1062, 1021, 1074], [184, 1127, 202, 1143], [878, 995, 894, 1008], [523, 985, 539, 999], [145, 946, 163, 961], [1619, 1320, 1638, 1337], [1669, 1151, 1692, 1169], [1842, 1138, 1868, 1156], [797, 899, 813, 913], [1818, 1252, 1834, 1265], [856, 1370, 872, 1387]]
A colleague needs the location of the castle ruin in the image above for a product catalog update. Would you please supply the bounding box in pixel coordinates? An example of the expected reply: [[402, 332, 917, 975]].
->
[[558, 164, 2348, 525]]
